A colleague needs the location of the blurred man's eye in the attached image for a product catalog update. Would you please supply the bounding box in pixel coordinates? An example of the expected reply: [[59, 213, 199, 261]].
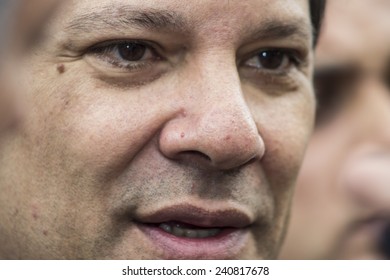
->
[[314, 66, 360, 126], [384, 59, 390, 90]]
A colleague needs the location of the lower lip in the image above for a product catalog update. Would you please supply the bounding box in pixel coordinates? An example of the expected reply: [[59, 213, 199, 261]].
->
[[137, 223, 249, 259]]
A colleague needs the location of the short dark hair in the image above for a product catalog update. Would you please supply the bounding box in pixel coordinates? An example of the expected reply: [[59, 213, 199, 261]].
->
[[310, 0, 327, 46]]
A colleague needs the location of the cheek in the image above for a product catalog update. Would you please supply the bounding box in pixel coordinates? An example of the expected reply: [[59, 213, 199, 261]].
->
[[250, 91, 315, 205], [256, 96, 314, 184], [43, 80, 179, 179]]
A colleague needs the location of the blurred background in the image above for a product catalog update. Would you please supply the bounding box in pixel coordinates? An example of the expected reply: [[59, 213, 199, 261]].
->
[[280, 0, 390, 259], [0, 0, 58, 131]]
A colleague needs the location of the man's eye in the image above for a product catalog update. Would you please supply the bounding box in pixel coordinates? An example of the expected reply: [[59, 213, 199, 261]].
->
[[88, 41, 157, 69], [244, 50, 296, 71], [384, 60, 390, 90], [114, 43, 148, 61], [314, 66, 359, 126]]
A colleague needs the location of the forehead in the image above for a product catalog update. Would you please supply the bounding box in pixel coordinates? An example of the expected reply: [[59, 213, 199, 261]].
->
[[64, 0, 309, 20], [316, 0, 390, 69], [53, 0, 311, 44]]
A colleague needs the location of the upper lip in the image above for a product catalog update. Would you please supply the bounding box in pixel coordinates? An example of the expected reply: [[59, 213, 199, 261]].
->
[[136, 203, 253, 228]]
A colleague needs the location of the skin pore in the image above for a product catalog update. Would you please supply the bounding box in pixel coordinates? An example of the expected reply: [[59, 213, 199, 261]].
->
[[0, 0, 315, 259]]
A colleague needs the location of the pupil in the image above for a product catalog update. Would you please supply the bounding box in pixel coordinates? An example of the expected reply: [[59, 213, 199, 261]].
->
[[118, 43, 146, 61], [259, 51, 284, 69]]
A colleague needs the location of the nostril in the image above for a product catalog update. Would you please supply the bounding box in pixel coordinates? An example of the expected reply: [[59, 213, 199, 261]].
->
[[180, 150, 212, 162], [245, 156, 258, 166]]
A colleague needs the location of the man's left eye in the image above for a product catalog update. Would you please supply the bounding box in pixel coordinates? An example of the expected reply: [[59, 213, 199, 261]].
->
[[114, 42, 149, 61], [244, 50, 297, 71], [88, 41, 158, 70]]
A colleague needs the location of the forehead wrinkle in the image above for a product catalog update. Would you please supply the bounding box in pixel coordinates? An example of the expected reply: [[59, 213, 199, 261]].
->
[[64, 5, 188, 35]]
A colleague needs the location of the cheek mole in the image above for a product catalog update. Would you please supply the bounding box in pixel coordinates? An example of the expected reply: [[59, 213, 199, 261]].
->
[[56, 64, 65, 74]]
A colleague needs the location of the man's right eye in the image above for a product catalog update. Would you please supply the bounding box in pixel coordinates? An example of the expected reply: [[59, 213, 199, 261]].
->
[[384, 58, 390, 90], [87, 41, 160, 71], [110, 42, 147, 61], [243, 49, 299, 73]]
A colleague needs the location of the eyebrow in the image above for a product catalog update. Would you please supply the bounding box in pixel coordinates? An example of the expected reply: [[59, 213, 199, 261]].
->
[[65, 6, 187, 35], [64, 6, 311, 45], [247, 18, 312, 44]]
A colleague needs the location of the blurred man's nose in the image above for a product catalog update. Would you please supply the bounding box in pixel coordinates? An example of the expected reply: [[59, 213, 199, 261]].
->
[[356, 75, 390, 142], [341, 75, 390, 212], [159, 54, 265, 170]]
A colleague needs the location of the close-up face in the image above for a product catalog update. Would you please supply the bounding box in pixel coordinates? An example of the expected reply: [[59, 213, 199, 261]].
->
[[281, 0, 390, 259], [0, 0, 315, 259]]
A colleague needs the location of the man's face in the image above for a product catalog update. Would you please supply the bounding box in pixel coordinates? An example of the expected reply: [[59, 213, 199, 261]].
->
[[0, 0, 314, 259], [281, 0, 390, 259]]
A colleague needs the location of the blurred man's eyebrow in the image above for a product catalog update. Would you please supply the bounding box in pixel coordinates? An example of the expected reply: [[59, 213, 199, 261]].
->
[[65, 7, 187, 34]]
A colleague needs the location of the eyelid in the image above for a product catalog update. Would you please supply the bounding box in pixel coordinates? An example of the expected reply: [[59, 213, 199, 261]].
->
[[86, 39, 161, 54]]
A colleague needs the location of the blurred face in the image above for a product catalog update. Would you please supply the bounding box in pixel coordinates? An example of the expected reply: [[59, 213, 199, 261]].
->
[[281, 0, 390, 259], [0, 0, 315, 259], [0, 0, 59, 130]]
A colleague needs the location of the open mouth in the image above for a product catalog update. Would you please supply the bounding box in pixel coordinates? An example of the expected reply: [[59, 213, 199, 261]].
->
[[133, 204, 253, 259], [153, 221, 224, 238]]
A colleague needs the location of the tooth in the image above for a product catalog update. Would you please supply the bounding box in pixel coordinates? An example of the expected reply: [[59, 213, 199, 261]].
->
[[184, 229, 198, 238], [196, 229, 210, 238], [159, 223, 172, 233], [159, 222, 223, 238], [172, 226, 185, 237], [209, 229, 221, 236]]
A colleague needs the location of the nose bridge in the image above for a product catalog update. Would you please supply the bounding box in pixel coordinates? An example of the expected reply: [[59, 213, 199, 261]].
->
[[193, 57, 255, 137], [158, 51, 265, 170], [189, 53, 265, 167], [208, 53, 263, 126]]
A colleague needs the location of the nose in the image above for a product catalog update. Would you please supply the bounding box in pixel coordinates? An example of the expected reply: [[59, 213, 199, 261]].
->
[[158, 58, 265, 170], [356, 78, 390, 141], [340, 77, 390, 211]]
